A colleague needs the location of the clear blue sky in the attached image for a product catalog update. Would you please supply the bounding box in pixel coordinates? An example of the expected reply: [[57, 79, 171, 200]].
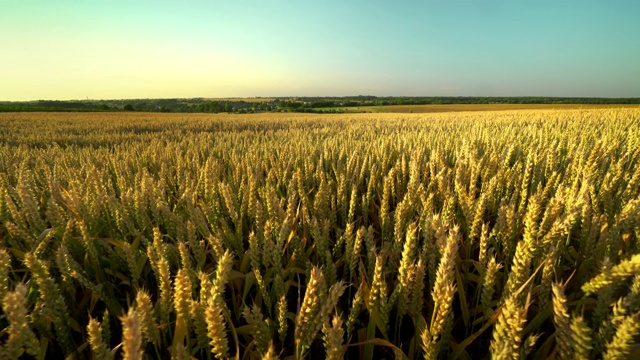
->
[[1, 0, 639, 100]]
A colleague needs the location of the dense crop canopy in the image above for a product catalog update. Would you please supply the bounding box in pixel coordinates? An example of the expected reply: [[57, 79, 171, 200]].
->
[[0, 109, 639, 359]]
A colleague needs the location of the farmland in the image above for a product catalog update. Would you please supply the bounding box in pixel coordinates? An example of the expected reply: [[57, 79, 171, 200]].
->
[[1, 109, 640, 359], [364, 103, 640, 114]]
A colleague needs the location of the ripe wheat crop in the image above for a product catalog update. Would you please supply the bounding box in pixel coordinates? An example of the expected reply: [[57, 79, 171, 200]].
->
[[0, 109, 639, 359]]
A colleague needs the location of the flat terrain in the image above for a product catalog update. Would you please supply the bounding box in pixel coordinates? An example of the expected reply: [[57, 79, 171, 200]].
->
[[1, 109, 639, 359], [362, 103, 640, 113], [205, 97, 276, 102]]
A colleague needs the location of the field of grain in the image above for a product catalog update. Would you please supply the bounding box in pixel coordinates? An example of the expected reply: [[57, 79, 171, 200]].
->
[[366, 103, 640, 113], [1, 109, 639, 359]]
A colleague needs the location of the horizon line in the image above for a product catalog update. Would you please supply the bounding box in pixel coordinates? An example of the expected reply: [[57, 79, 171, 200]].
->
[[4, 95, 640, 102]]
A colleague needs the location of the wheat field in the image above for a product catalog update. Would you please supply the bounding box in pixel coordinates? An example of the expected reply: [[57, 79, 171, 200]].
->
[[1, 109, 639, 359]]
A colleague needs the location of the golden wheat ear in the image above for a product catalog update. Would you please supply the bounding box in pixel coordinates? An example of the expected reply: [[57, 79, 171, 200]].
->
[[2, 284, 41, 359], [120, 308, 143, 360], [87, 317, 110, 360]]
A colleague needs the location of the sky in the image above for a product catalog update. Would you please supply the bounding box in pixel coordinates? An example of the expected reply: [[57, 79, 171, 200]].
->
[[1, 0, 639, 100]]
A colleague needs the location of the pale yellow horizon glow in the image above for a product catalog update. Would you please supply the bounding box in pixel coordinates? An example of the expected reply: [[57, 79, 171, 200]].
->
[[1, 37, 302, 100]]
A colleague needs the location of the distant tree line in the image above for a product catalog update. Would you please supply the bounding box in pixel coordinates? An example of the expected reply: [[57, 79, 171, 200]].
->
[[291, 96, 640, 107], [1, 96, 638, 113]]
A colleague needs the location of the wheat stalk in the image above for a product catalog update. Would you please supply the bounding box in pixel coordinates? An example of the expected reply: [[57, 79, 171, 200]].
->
[[323, 315, 345, 360], [2, 284, 41, 359], [551, 282, 571, 359], [295, 266, 326, 358], [120, 308, 143, 360], [87, 317, 111, 360]]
